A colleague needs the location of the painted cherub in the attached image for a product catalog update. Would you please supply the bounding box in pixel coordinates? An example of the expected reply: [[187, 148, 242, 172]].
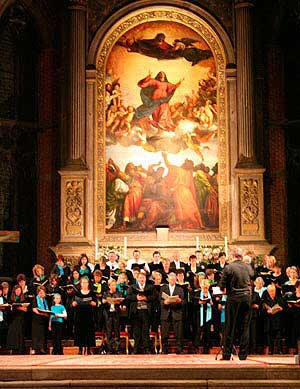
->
[[114, 106, 135, 138]]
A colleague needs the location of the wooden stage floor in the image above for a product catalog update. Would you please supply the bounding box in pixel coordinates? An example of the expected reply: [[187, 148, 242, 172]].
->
[[0, 354, 300, 388]]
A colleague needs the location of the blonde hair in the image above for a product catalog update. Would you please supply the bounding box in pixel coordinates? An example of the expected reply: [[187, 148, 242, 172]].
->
[[108, 278, 117, 286], [200, 279, 210, 289], [254, 277, 265, 286], [33, 264, 44, 277], [267, 256, 276, 268], [117, 273, 128, 284]]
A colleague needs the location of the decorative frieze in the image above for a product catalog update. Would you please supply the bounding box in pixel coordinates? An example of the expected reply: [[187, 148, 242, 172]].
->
[[240, 178, 259, 235], [59, 170, 89, 242], [65, 180, 84, 237], [235, 168, 265, 241]]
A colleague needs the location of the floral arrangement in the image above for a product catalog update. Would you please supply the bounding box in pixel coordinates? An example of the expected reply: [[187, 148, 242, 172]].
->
[[199, 245, 225, 263], [96, 245, 124, 262]]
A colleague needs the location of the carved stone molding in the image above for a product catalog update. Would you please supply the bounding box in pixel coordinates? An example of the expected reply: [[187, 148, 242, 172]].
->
[[67, 0, 87, 11], [59, 170, 89, 242], [240, 178, 259, 235], [234, 0, 255, 8], [235, 168, 265, 241], [95, 6, 229, 246], [65, 180, 84, 237]]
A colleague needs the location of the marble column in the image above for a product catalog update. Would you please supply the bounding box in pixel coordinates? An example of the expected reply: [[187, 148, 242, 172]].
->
[[59, 0, 90, 244], [233, 0, 267, 244], [235, 0, 255, 165], [67, 0, 87, 166]]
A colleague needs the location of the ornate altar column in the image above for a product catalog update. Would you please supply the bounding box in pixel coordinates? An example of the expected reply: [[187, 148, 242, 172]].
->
[[233, 0, 266, 244], [59, 0, 91, 246]]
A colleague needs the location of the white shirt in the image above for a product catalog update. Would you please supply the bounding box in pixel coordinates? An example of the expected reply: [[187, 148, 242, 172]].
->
[[169, 284, 176, 296], [0, 297, 3, 322], [107, 261, 119, 271], [126, 259, 150, 274], [88, 263, 95, 272], [137, 282, 145, 291], [172, 260, 181, 269]]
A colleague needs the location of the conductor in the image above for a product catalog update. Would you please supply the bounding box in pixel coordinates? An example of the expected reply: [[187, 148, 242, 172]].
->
[[220, 248, 254, 360]]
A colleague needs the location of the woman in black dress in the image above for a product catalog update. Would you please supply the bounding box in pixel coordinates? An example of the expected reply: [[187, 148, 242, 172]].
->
[[32, 285, 50, 354], [7, 285, 28, 354], [72, 277, 96, 355], [51, 255, 71, 285], [287, 280, 300, 352], [262, 284, 284, 354], [77, 255, 92, 279], [29, 264, 48, 295], [94, 256, 110, 280]]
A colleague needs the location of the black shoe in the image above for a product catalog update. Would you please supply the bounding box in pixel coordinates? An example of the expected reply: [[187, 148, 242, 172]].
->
[[239, 355, 247, 360], [78, 347, 83, 355], [221, 355, 231, 360], [176, 349, 182, 354]]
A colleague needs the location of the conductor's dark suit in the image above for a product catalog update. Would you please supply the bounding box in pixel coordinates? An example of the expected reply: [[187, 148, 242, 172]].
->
[[220, 259, 254, 360], [160, 284, 185, 353]]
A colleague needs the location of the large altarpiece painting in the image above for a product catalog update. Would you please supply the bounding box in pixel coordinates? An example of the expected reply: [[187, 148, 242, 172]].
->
[[96, 7, 229, 244]]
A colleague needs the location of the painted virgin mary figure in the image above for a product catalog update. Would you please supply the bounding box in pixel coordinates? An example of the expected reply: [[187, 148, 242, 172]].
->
[[135, 71, 182, 131]]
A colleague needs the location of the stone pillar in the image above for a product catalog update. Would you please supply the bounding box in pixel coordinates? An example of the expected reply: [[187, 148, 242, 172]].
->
[[67, 0, 87, 166], [235, 0, 255, 164], [265, 45, 287, 260], [233, 1, 268, 246], [59, 0, 90, 245], [37, 48, 56, 272]]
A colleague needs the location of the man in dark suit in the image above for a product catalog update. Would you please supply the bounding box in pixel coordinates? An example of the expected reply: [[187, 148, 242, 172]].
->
[[127, 272, 154, 354], [160, 272, 185, 354], [170, 252, 187, 273], [220, 248, 254, 360], [149, 251, 164, 275]]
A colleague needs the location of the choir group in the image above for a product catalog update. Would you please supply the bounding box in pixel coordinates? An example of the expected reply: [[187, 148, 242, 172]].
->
[[1, 249, 299, 356]]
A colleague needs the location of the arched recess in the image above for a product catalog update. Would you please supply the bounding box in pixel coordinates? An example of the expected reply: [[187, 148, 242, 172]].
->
[[87, 1, 236, 249], [0, 0, 52, 48]]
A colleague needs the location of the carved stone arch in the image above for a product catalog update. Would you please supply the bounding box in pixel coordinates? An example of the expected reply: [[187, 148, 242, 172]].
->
[[85, 1, 237, 250]]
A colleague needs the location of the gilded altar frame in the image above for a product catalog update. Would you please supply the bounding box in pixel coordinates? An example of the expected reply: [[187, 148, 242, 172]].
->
[[93, 4, 233, 248]]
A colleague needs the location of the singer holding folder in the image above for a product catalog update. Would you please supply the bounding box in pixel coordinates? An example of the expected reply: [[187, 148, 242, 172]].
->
[[127, 272, 154, 354], [160, 272, 185, 354]]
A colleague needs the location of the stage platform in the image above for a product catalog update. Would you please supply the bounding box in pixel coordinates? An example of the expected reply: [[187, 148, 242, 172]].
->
[[0, 354, 300, 388]]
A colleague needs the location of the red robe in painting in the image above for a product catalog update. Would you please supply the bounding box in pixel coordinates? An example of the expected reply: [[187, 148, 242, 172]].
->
[[204, 186, 219, 227], [137, 75, 177, 130], [123, 173, 145, 223], [164, 165, 204, 229]]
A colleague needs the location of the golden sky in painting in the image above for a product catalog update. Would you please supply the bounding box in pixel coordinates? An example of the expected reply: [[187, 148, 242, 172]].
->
[[106, 21, 216, 107]]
